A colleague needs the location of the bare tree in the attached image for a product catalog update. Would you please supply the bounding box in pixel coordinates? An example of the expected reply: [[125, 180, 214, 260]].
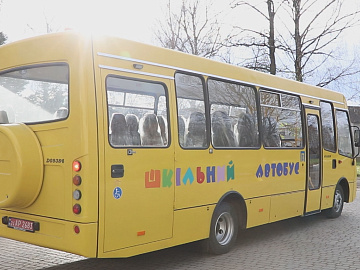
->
[[0, 32, 7, 45], [0, 0, 7, 45], [231, 0, 284, 75], [155, 0, 226, 58], [27, 11, 60, 34], [231, 0, 360, 88], [279, 0, 360, 84]]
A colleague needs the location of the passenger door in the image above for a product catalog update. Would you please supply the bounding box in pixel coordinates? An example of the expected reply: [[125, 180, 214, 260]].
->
[[99, 69, 175, 252], [305, 109, 322, 213]]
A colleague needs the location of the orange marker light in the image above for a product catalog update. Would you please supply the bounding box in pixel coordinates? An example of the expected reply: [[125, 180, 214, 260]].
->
[[73, 175, 82, 186], [137, 231, 146, 236]]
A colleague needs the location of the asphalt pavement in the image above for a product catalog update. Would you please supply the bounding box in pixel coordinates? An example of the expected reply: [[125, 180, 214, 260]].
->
[[1, 181, 360, 270]]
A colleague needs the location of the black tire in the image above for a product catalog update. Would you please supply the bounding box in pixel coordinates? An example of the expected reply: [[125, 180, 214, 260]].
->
[[205, 202, 238, 255], [325, 185, 344, 219]]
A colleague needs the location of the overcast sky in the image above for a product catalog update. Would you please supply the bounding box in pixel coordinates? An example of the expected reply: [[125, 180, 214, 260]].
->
[[1, 0, 359, 46], [1, 0, 360, 100], [0, 0, 168, 43]]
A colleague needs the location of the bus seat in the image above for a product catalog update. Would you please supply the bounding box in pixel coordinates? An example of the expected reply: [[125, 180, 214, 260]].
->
[[110, 113, 129, 146], [0, 111, 9, 124], [185, 112, 206, 147], [178, 116, 186, 146], [141, 113, 163, 146], [236, 113, 257, 147], [126, 114, 141, 145], [157, 115, 167, 145], [54, 107, 68, 119], [211, 111, 236, 147], [262, 116, 280, 147]]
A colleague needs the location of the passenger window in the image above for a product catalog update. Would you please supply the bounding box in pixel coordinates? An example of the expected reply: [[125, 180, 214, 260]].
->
[[336, 110, 353, 157], [260, 90, 303, 148], [320, 101, 336, 152], [106, 76, 169, 148], [175, 73, 207, 148], [260, 91, 280, 107], [208, 79, 259, 148]]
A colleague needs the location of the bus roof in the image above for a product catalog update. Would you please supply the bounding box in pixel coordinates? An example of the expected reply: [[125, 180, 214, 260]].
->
[[0, 31, 347, 107]]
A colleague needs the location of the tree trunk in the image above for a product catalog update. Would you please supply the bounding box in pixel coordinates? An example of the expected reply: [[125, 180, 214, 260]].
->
[[267, 0, 276, 75], [293, 0, 303, 82]]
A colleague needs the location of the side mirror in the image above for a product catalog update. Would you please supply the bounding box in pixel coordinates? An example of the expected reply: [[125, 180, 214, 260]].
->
[[354, 129, 360, 147]]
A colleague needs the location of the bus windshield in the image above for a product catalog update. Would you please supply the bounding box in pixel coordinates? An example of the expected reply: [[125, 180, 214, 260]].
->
[[0, 64, 69, 124]]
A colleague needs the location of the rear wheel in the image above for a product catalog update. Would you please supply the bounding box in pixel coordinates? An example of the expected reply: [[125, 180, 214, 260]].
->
[[325, 185, 344, 219], [205, 202, 238, 254]]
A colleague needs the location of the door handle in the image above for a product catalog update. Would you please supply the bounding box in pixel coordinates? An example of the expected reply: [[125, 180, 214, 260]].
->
[[332, 159, 336, 169], [111, 164, 124, 178]]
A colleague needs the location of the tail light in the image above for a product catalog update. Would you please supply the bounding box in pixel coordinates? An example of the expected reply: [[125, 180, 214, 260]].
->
[[73, 204, 81, 214], [74, 225, 80, 234], [72, 160, 81, 172], [72, 160, 82, 215]]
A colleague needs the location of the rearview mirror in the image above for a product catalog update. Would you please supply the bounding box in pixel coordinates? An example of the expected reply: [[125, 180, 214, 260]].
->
[[354, 129, 360, 147]]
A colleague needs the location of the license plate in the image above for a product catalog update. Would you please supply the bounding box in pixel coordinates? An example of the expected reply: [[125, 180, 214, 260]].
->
[[8, 217, 36, 233]]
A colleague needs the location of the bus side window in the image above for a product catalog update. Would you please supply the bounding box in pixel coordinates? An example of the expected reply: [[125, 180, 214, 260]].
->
[[106, 76, 169, 148], [336, 110, 353, 157], [175, 73, 208, 149], [207, 78, 259, 149], [260, 90, 303, 148], [320, 101, 336, 152]]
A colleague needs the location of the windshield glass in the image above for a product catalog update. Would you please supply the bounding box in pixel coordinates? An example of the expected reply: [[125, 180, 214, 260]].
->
[[0, 64, 69, 124]]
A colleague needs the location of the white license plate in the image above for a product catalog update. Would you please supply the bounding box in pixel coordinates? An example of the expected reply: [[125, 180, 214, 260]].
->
[[8, 217, 36, 233]]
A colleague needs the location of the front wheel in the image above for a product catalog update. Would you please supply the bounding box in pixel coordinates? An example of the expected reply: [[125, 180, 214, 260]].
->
[[325, 185, 344, 219], [205, 202, 238, 255]]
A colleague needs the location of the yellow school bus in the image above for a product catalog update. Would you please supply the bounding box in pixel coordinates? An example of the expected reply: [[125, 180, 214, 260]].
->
[[0, 32, 356, 257]]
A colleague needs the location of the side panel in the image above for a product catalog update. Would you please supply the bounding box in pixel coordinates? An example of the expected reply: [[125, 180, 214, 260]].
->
[[172, 205, 215, 244], [269, 192, 304, 222], [246, 196, 271, 228], [321, 186, 336, 209], [95, 67, 175, 253]]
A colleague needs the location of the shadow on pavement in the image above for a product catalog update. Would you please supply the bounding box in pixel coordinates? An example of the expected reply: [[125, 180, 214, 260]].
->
[[44, 213, 329, 270]]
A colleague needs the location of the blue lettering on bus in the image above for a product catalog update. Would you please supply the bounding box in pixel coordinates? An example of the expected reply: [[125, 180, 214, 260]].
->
[[255, 162, 300, 178], [182, 167, 195, 185]]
